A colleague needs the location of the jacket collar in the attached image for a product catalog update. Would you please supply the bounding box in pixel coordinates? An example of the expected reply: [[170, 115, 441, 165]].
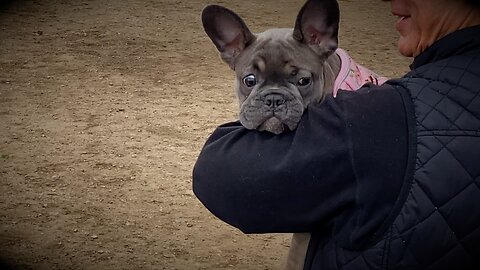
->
[[411, 25, 480, 70]]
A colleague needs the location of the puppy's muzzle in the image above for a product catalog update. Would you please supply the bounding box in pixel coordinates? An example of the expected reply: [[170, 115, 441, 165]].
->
[[239, 87, 304, 134]]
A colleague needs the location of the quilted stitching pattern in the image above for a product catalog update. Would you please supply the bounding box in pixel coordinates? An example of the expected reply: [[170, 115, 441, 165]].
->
[[388, 55, 480, 269], [340, 54, 480, 270]]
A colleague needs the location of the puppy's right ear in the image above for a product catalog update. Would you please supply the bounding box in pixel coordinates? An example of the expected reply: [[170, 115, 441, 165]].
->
[[201, 5, 255, 69]]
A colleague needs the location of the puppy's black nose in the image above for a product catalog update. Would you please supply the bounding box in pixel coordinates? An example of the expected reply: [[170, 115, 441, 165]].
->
[[264, 93, 285, 109]]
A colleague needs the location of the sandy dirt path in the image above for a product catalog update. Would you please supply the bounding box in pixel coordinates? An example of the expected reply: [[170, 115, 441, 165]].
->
[[0, 0, 410, 269]]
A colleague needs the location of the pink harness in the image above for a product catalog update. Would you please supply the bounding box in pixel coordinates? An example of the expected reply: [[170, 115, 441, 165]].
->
[[333, 48, 388, 97]]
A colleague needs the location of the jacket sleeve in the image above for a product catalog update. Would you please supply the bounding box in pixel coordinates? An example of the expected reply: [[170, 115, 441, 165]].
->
[[192, 94, 357, 234], [192, 83, 410, 237]]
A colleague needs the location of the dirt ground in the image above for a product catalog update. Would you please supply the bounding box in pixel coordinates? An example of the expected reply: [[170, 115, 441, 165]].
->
[[0, 0, 411, 269]]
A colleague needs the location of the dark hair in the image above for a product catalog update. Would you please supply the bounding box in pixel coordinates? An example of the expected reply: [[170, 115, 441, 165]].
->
[[381, 0, 480, 7], [466, 0, 480, 7]]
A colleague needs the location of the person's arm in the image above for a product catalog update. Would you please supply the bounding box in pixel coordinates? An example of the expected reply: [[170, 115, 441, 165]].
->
[[193, 83, 410, 238], [193, 93, 356, 234]]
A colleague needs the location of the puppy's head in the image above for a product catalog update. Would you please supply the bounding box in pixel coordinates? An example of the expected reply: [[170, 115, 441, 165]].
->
[[202, 0, 340, 134]]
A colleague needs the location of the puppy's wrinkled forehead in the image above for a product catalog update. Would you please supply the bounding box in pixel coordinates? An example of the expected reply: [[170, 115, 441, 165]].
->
[[236, 29, 321, 76], [249, 49, 296, 81]]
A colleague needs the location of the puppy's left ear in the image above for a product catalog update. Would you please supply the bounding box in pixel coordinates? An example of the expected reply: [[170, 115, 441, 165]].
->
[[293, 0, 340, 56]]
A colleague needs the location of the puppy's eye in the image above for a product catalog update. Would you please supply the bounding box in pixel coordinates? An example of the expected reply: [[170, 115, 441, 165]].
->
[[243, 74, 257, 87], [297, 77, 311, 86]]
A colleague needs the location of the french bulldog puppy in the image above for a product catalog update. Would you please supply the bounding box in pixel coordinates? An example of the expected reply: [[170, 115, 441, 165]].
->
[[202, 0, 341, 135], [201, 0, 385, 269]]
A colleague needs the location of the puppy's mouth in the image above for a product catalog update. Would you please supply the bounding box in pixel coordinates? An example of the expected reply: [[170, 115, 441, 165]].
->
[[259, 117, 288, 135], [240, 108, 301, 134]]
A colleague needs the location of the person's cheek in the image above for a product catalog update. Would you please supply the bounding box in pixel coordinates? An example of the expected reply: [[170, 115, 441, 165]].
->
[[398, 16, 423, 57]]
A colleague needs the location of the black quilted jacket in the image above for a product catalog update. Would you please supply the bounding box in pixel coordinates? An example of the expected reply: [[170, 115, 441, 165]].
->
[[193, 25, 480, 270], [305, 25, 480, 270]]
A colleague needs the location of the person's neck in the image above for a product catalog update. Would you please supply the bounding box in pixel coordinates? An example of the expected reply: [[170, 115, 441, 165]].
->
[[414, 7, 480, 57], [456, 7, 480, 31]]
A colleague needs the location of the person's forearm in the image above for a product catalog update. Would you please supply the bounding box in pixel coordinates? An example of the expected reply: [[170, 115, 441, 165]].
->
[[192, 102, 356, 234]]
